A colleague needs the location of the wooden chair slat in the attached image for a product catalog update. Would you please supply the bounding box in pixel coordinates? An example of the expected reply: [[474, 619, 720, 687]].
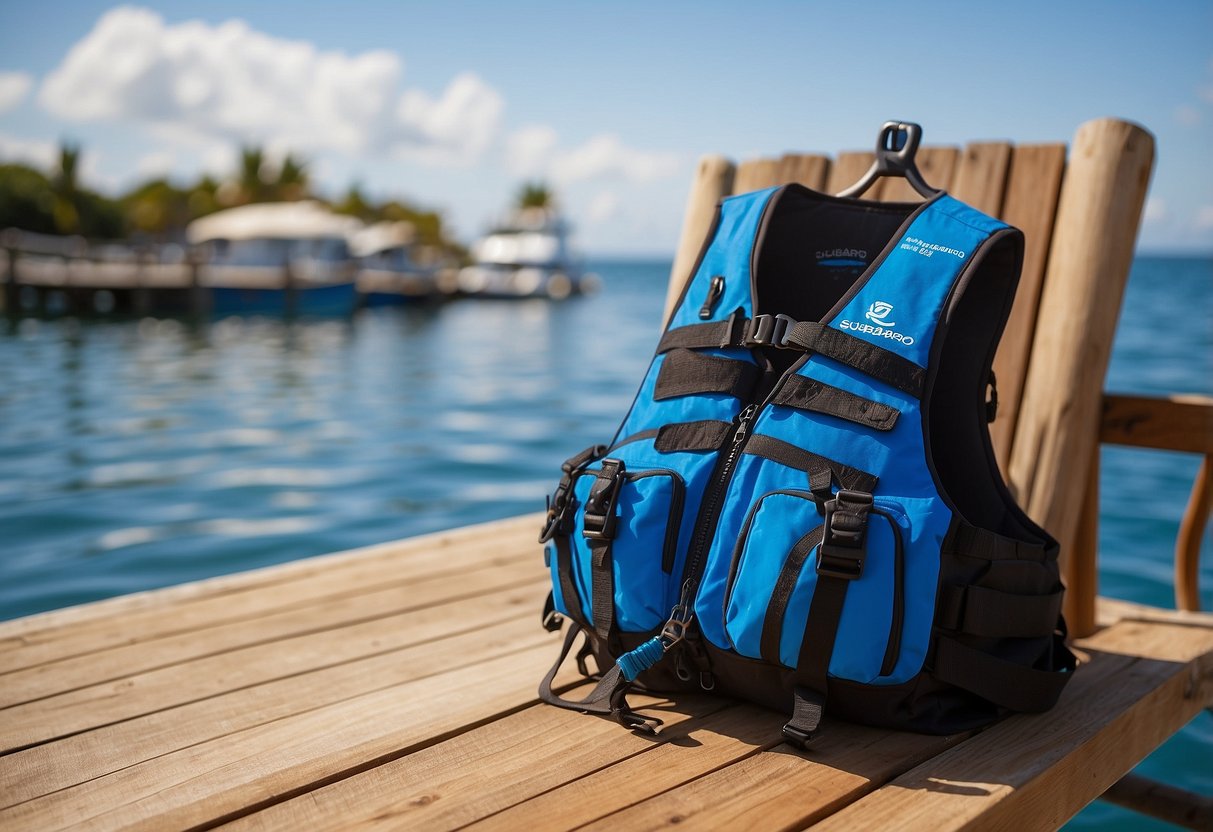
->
[[1008, 119, 1154, 563], [731, 157, 782, 194], [988, 143, 1067, 468], [825, 151, 877, 196], [664, 156, 735, 325], [880, 146, 961, 202], [777, 152, 831, 191]]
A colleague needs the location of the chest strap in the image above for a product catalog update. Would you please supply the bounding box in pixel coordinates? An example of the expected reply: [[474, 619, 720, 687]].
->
[[658, 314, 925, 398]]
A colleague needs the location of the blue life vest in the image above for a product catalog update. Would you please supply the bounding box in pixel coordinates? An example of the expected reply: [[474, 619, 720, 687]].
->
[[539, 184, 1075, 744]]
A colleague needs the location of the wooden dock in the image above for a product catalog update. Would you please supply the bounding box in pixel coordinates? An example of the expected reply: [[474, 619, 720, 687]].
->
[[1, 513, 1210, 831]]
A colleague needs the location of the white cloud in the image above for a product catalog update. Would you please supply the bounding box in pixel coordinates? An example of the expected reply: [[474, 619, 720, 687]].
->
[[549, 134, 680, 186], [585, 190, 620, 224], [0, 133, 57, 169], [135, 150, 176, 178], [0, 71, 33, 115], [505, 125, 559, 178], [38, 6, 502, 165]]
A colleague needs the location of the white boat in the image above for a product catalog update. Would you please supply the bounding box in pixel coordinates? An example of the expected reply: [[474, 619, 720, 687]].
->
[[457, 207, 597, 300], [349, 221, 447, 305], [187, 201, 361, 315]]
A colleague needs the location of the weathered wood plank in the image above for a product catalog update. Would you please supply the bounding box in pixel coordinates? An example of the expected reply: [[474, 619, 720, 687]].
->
[[467, 706, 778, 832], [0, 638, 576, 832], [0, 553, 540, 711], [732, 158, 782, 194], [0, 579, 546, 756], [949, 142, 1011, 216], [880, 146, 960, 202], [575, 723, 964, 831], [664, 156, 735, 326], [1100, 393, 1213, 454], [777, 153, 831, 191], [1009, 119, 1154, 556], [0, 513, 540, 665], [824, 151, 877, 196], [223, 694, 743, 831], [989, 144, 1067, 470], [811, 617, 1213, 832]]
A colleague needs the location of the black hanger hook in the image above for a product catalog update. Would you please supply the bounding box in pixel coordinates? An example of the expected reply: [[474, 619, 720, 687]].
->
[[836, 121, 940, 200]]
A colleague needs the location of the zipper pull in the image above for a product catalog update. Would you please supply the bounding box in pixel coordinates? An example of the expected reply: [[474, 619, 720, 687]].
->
[[660, 579, 695, 648], [698, 275, 725, 319], [733, 404, 758, 444]]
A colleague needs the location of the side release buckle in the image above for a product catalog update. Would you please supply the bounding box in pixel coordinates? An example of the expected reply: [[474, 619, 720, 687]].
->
[[817, 490, 873, 580], [745, 314, 797, 349], [583, 458, 626, 541], [539, 444, 607, 543]]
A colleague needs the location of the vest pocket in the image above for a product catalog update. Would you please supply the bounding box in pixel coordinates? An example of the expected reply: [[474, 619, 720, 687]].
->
[[556, 466, 685, 633], [722, 491, 908, 683]]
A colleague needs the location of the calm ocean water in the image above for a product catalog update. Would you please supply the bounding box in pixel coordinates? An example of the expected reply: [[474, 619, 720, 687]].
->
[[1, 256, 1209, 827]]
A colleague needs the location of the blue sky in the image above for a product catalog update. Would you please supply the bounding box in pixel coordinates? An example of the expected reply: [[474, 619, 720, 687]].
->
[[0, 1, 1210, 254]]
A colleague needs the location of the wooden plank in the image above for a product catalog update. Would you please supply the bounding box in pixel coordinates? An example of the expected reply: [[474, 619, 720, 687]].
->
[[0, 513, 540, 655], [468, 706, 779, 832], [0, 533, 536, 684], [732, 158, 782, 194], [0, 639, 577, 832], [664, 155, 735, 326], [1100, 393, 1213, 454], [575, 722, 963, 831], [810, 616, 1213, 832], [777, 153, 831, 191], [1008, 119, 1155, 557], [224, 695, 744, 831], [989, 144, 1068, 470], [949, 142, 1011, 216], [1067, 451, 1101, 637], [0, 578, 547, 754], [1177, 454, 1212, 612], [879, 146, 960, 202], [1, 595, 547, 805], [825, 151, 876, 197]]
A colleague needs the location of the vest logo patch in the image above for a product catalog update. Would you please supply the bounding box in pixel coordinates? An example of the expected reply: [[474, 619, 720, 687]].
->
[[842, 300, 916, 346], [865, 301, 896, 326]]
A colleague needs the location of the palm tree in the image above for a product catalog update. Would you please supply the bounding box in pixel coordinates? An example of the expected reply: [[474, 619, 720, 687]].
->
[[53, 142, 81, 234], [238, 146, 267, 203], [276, 153, 309, 201], [516, 181, 554, 211]]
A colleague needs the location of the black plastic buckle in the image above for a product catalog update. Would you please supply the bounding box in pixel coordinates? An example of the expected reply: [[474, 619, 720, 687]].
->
[[817, 490, 873, 580], [781, 723, 815, 748], [539, 477, 575, 543], [583, 458, 625, 541], [745, 313, 796, 349]]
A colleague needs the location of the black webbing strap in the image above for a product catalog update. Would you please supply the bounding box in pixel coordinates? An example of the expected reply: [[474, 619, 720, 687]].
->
[[654, 420, 733, 453], [932, 629, 1076, 713], [657, 315, 748, 353], [553, 535, 589, 630], [785, 321, 926, 398], [783, 491, 873, 747], [944, 522, 1053, 561], [743, 433, 878, 494], [937, 583, 1065, 639], [772, 375, 900, 431], [537, 623, 663, 734], [654, 348, 760, 401], [760, 524, 825, 665], [583, 460, 625, 645]]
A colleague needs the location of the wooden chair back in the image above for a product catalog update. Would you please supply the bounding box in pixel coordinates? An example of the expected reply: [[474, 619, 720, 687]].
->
[[663, 119, 1157, 636]]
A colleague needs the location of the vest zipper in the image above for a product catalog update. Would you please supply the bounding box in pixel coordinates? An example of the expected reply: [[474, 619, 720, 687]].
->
[[661, 403, 758, 642]]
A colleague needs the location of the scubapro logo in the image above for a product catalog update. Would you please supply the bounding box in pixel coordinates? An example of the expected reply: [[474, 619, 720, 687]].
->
[[865, 301, 896, 326], [842, 299, 915, 345]]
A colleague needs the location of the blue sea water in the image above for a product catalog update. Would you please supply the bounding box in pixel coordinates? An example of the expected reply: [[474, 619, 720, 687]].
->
[[0, 256, 1209, 827]]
